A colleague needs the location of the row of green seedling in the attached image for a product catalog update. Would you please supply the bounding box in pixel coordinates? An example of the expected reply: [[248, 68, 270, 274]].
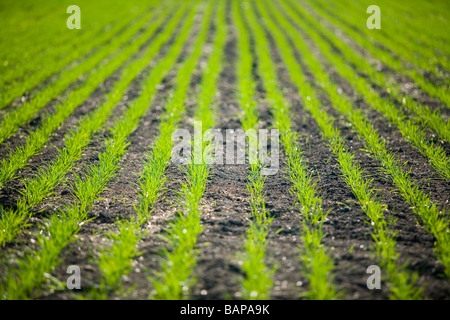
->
[[87, 0, 214, 300], [303, 0, 450, 108], [243, 0, 337, 299], [0, 1, 197, 300], [263, 0, 423, 297], [151, 0, 228, 299], [0, 4, 182, 189], [0, 6, 157, 140], [276, 0, 450, 278], [257, 0, 422, 299], [0, 5, 149, 107], [232, 0, 275, 300], [314, 0, 450, 84], [292, 0, 450, 179], [0, 2, 182, 246], [283, 0, 450, 144], [0, 0, 185, 247], [78, 1, 200, 299]]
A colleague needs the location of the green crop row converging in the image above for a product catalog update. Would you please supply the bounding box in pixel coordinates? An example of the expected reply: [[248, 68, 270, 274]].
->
[[0, 0, 196, 300], [304, 0, 450, 108], [245, 0, 338, 300], [0, 2, 179, 246], [278, 0, 450, 278], [233, 0, 276, 300], [258, 0, 422, 299], [151, 0, 228, 300]]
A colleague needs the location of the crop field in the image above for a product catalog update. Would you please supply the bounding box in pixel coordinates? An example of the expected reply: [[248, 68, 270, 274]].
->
[[0, 0, 449, 301]]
